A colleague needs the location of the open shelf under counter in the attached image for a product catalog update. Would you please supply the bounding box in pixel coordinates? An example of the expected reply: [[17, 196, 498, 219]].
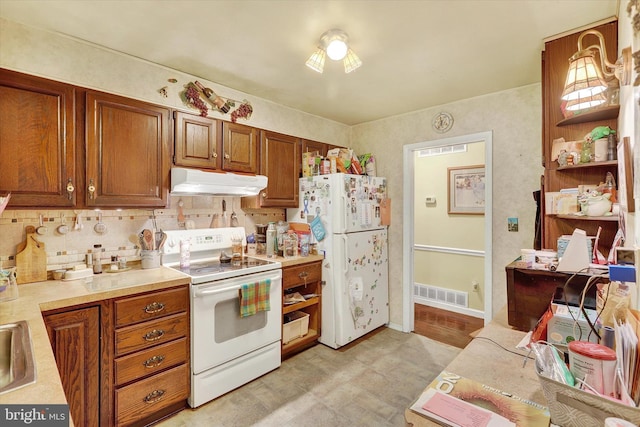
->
[[283, 296, 320, 314], [282, 329, 319, 354]]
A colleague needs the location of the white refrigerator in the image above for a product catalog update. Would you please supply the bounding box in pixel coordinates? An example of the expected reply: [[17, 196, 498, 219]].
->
[[288, 174, 389, 349]]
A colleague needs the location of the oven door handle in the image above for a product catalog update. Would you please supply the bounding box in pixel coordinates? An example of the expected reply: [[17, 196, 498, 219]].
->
[[193, 276, 281, 298]]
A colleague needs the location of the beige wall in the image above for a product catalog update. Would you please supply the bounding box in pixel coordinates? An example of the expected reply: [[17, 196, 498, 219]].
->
[[413, 142, 485, 311], [414, 142, 485, 248], [350, 85, 543, 326]]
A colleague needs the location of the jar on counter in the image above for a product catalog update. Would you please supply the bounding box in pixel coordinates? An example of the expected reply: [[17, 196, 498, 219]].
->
[[93, 244, 102, 274], [283, 231, 298, 258], [266, 222, 276, 258]]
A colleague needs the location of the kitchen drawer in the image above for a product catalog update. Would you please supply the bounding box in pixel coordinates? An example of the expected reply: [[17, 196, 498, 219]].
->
[[115, 337, 188, 386], [115, 286, 188, 327], [115, 313, 188, 356], [283, 261, 322, 290], [115, 363, 189, 426]]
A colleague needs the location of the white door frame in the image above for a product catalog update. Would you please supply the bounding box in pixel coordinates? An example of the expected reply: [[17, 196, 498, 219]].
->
[[402, 131, 493, 332]]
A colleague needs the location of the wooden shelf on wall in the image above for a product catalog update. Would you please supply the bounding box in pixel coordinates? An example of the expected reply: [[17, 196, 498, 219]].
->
[[556, 105, 620, 127], [556, 160, 618, 171], [554, 214, 618, 222]]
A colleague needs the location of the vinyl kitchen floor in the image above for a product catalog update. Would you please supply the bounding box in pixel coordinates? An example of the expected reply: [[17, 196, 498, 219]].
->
[[160, 327, 461, 427]]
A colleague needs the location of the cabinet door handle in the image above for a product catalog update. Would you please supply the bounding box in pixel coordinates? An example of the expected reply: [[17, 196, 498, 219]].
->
[[261, 192, 267, 198], [143, 329, 165, 342], [142, 354, 165, 368], [143, 389, 165, 404], [87, 178, 96, 199], [66, 178, 75, 200], [224, 153, 230, 159], [212, 152, 218, 158], [144, 301, 165, 314]]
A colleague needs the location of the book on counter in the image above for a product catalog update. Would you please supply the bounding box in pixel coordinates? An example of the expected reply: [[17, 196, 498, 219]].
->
[[410, 371, 550, 427]]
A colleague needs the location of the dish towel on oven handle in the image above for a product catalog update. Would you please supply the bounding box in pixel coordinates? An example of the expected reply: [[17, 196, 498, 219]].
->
[[239, 279, 271, 317]]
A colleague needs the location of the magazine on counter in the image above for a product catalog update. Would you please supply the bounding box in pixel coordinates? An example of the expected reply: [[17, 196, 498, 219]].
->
[[410, 371, 550, 427]]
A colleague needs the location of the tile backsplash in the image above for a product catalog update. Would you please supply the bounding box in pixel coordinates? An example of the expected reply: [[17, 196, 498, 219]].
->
[[0, 196, 285, 272]]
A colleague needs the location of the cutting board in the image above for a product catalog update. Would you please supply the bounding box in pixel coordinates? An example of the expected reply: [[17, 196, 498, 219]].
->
[[16, 226, 47, 284]]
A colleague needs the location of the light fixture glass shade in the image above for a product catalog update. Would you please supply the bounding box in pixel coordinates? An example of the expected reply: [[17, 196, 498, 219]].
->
[[326, 39, 348, 60], [564, 90, 607, 111], [343, 48, 362, 73], [305, 48, 326, 73], [561, 51, 608, 101]]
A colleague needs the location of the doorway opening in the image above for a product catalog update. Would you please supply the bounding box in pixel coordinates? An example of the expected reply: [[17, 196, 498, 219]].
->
[[402, 131, 493, 334]]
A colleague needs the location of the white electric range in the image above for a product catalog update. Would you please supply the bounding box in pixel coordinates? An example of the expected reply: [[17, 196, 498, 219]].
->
[[162, 228, 282, 408]]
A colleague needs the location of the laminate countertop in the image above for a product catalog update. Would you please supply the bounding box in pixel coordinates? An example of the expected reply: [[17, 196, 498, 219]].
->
[[405, 310, 547, 426], [0, 266, 190, 413]]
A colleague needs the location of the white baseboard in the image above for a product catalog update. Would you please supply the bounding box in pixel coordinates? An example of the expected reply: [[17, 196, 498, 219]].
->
[[414, 296, 484, 319]]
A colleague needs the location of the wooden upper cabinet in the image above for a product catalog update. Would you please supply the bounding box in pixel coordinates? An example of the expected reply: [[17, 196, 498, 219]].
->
[[174, 111, 221, 169], [0, 69, 77, 207], [243, 130, 299, 208], [301, 139, 329, 158], [86, 91, 170, 207], [222, 122, 258, 173]]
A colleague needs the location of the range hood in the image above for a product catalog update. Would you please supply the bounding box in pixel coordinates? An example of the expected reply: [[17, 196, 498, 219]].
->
[[170, 167, 267, 197]]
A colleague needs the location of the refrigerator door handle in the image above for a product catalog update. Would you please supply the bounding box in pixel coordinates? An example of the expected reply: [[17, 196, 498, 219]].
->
[[341, 192, 348, 233], [341, 234, 349, 275]]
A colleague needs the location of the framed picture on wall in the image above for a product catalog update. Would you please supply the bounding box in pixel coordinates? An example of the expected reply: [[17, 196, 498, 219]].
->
[[448, 165, 485, 215]]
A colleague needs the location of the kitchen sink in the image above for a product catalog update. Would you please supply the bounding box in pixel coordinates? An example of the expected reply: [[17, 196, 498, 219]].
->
[[0, 320, 36, 394]]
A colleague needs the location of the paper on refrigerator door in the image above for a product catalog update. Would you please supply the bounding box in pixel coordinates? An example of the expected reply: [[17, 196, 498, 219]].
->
[[349, 277, 364, 301], [360, 202, 373, 226]]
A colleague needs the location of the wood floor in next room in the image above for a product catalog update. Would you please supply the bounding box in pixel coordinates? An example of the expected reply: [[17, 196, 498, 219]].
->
[[413, 304, 484, 349]]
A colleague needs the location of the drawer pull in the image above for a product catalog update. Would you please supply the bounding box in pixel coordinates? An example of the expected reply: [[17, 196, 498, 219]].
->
[[143, 389, 165, 404], [144, 302, 165, 314], [143, 329, 165, 342], [142, 355, 165, 368], [298, 271, 308, 279]]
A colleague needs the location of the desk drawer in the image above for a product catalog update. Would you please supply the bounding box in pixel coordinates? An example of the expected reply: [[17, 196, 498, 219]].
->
[[115, 287, 188, 327], [115, 313, 188, 356], [283, 261, 322, 290], [115, 337, 188, 386], [115, 363, 189, 426]]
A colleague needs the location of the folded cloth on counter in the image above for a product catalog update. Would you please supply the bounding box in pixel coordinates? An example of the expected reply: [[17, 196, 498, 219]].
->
[[239, 279, 271, 317]]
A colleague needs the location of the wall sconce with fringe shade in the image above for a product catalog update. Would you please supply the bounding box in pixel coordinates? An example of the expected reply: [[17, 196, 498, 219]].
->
[[561, 29, 631, 111], [306, 29, 362, 74]]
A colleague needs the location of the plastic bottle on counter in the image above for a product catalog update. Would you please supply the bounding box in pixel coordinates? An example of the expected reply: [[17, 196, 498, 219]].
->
[[93, 244, 102, 274], [180, 239, 191, 268], [266, 222, 276, 258]]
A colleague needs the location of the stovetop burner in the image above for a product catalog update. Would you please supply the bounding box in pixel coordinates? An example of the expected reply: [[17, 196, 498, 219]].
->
[[162, 228, 281, 284], [173, 257, 274, 277]]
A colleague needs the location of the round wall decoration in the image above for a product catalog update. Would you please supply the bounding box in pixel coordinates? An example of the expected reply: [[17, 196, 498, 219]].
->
[[432, 112, 454, 133]]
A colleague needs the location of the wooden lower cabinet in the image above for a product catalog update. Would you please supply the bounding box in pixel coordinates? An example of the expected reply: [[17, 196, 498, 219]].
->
[[282, 260, 322, 359], [111, 285, 190, 426], [115, 364, 189, 426], [44, 305, 101, 427], [43, 284, 190, 427]]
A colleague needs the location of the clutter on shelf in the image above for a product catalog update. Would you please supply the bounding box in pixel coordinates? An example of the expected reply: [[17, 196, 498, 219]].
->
[[302, 148, 376, 177]]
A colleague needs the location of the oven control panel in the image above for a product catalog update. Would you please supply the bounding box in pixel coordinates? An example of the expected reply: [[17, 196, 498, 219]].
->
[[162, 227, 245, 256]]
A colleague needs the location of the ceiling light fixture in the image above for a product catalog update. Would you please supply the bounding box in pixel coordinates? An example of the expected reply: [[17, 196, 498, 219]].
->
[[561, 29, 631, 111], [306, 29, 362, 74]]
